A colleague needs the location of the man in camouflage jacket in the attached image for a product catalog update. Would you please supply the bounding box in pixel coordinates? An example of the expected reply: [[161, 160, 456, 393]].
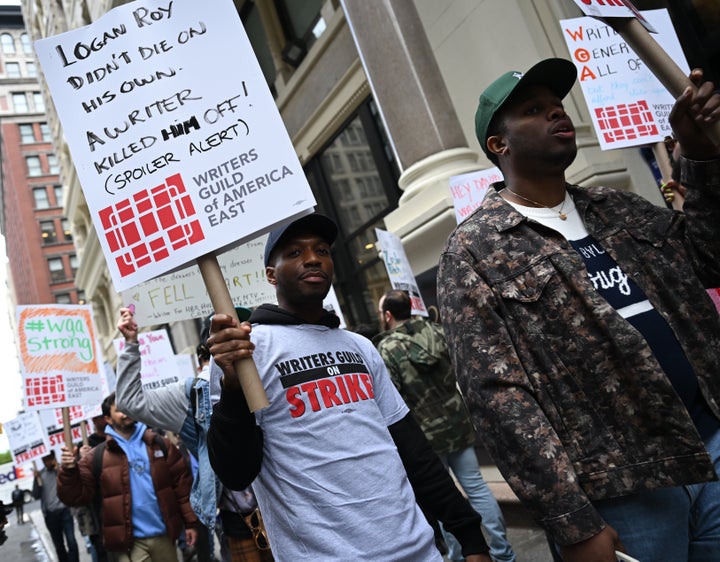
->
[[376, 290, 515, 562], [438, 58, 720, 562]]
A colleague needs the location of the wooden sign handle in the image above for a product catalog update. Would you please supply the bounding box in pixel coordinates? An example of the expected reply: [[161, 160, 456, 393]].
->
[[62, 407, 73, 450], [196, 252, 269, 412], [80, 420, 89, 447], [607, 17, 720, 146]]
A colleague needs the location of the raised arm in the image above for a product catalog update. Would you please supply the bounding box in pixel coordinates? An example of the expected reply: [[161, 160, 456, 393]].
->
[[114, 307, 188, 432]]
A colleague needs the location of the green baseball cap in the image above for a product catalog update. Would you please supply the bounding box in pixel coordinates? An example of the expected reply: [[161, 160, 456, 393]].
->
[[474, 58, 577, 157]]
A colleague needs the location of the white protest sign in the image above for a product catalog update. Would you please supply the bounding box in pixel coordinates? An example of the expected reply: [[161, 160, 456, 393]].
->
[[114, 328, 178, 389], [17, 305, 104, 409], [4, 412, 50, 467], [34, 0, 316, 291], [375, 229, 428, 317], [449, 168, 503, 224], [80, 361, 114, 419], [560, 9, 687, 150], [121, 236, 275, 326], [39, 409, 84, 457]]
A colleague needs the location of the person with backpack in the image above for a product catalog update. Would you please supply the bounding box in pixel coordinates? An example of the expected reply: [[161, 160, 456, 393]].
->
[[375, 289, 516, 562], [56, 393, 198, 561]]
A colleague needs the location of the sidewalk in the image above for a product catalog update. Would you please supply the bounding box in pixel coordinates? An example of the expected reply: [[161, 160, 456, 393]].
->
[[2, 498, 87, 561]]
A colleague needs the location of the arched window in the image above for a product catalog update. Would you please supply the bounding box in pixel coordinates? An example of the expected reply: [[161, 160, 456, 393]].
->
[[20, 33, 32, 54], [1, 33, 15, 54]]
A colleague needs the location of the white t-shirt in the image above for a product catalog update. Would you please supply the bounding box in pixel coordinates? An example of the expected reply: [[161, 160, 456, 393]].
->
[[248, 323, 439, 562]]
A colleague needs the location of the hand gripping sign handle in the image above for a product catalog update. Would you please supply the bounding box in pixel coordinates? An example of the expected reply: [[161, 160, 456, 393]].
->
[[607, 17, 720, 146], [196, 252, 269, 412]]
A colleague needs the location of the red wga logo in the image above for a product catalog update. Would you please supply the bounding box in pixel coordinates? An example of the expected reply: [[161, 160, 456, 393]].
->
[[99, 173, 205, 277], [594, 99, 658, 144]]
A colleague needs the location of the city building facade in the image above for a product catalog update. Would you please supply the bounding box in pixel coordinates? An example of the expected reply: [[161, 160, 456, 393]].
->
[[18, 0, 720, 360], [0, 3, 83, 312]]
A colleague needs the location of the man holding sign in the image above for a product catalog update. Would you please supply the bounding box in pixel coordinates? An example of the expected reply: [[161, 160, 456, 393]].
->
[[438, 58, 720, 561], [206, 214, 492, 561]]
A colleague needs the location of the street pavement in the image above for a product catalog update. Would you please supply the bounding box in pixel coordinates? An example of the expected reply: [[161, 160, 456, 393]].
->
[[3, 498, 556, 561]]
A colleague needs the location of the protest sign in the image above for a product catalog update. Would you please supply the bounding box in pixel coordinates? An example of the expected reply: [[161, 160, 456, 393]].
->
[[17, 305, 104, 410], [39, 409, 83, 458], [449, 168, 502, 224], [375, 229, 428, 316], [34, 0, 316, 292], [113, 328, 177, 389], [4, 412, 50, 466], [560, 9, 687, 150], [121, 236, 275, 326]]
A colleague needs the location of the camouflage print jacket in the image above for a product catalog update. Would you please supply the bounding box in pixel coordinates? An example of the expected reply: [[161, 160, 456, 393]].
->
[[437, 157, 720, 546], [375, 318, 475, 456]]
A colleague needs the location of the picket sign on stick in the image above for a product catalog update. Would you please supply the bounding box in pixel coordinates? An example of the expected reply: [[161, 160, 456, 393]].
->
[[606, 17, 720, 146], [61, 408, 73, 451], [197, 253, 269, 412]]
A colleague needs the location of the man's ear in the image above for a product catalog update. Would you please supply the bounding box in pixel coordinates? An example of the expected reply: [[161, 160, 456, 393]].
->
[[266, 266, 277, 285], [486, 135, 507, 159]]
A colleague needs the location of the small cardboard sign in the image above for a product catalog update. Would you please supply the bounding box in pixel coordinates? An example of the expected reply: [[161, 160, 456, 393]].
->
[[448, 168, 503, 224], [4, 412, 50, 466], [375, 229, 428, 317], [113, 328, 178, 389], [560, 9, 688, 150], [17, 305, 104, 409]]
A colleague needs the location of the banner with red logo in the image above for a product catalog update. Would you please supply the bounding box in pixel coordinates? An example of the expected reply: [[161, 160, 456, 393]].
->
[[560, 9, 687, 150], [17, 305, 104, 409], [34, 0, 316, 291]]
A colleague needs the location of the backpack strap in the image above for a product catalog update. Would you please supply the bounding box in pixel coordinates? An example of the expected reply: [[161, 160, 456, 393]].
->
[[92, 441, 106, 483]]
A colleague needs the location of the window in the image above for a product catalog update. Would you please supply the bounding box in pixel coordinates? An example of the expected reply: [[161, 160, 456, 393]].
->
[[48, 154, 60, 174], [20, 33, 31, 54], [48, 257, 65, 282], [32, 187, 49, 209], [19, 124, 35, 143], [69, 254, 79, 275], [54, 185, 64, 206], [1, 33, 14, 54], [26, 62, 37, 77], [12, 93, 28, 113], [55, 293, 72, 304], [33, 92, 45, 112], [40, 123, 51, 141], [6, 62, 20, 78], [40, 220, 57, 244], [275, 0, 325, 61], [62, 219, 72, 240], [26, 156, 42, 176], [304, 99, 401, 326]]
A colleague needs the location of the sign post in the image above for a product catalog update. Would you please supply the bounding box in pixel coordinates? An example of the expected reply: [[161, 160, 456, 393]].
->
[[197, 254, 267, 409]]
